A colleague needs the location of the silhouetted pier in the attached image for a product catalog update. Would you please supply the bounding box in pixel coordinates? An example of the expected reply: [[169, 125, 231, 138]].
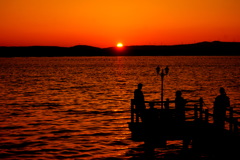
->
[[128, 98, 240, 159]]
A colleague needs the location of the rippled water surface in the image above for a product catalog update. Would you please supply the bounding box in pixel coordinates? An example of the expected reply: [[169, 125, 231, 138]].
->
[[0, 56, 240, 159]]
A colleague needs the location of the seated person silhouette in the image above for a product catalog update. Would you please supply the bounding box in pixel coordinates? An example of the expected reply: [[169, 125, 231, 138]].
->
[[145, 102, 159, 140], [145, 102, 158, 124]]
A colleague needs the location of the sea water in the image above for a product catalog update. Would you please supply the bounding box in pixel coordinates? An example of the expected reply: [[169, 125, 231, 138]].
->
[[0, 56, 240, 159]]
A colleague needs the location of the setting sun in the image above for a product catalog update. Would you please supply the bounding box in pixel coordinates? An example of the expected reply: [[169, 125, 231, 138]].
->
[[117, 43, 123, 48], [0, 1, 240, 47]]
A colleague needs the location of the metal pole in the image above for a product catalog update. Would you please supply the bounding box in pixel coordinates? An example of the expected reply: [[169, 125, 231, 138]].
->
[[161, 70, 164, 109], [156, 66, 169, 109]]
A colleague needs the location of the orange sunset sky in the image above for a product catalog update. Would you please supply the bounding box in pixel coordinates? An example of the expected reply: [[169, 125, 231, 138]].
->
[[1, 0, 240, 48]]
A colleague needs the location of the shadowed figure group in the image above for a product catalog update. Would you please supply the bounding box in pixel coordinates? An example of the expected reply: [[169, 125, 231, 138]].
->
[[134, 84, 230, 126], [134, 84, 233, 158], [134, 84, 187, 125]]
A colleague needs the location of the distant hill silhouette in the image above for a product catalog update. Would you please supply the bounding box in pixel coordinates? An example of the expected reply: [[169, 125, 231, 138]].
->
[[0, 41, 240, 57], [0, 45, 104, 57], [106, 41, 240, 56]]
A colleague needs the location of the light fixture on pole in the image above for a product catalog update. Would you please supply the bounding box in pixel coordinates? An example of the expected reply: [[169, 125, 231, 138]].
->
[[156, 66, 169, 109]]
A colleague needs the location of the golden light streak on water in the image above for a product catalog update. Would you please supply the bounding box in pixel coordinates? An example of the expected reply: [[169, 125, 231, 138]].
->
[[0, 56, 239, 159]]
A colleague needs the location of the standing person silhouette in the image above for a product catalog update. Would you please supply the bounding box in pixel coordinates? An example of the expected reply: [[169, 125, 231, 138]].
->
[[175, 91, 186, 124], [213, 87, 230, 131], [134, 83, 146, 122], [175, 91, 190, 149]]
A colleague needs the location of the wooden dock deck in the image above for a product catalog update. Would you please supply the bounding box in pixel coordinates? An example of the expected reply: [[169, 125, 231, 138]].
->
[[128, 98, 240, 159]]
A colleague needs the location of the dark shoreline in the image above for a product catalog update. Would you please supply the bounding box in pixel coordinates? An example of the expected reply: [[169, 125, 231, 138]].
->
[[1, 41, 240, 57]]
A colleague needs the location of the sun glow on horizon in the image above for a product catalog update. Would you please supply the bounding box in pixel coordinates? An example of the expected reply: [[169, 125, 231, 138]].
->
[[117, 42, 123, 48]]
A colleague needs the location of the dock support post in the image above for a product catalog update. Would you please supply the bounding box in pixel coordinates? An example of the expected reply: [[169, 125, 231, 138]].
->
[[233, 118, 238, 133], [131, 99, 134, 123], [199, 98, 203, 120], [194, 104, 198, 121], [229, 107, 233, 132], [205, 109, 209, 123]]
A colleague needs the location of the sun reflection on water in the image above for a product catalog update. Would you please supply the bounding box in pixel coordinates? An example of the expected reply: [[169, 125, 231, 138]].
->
[[0, 56, 240, 159]]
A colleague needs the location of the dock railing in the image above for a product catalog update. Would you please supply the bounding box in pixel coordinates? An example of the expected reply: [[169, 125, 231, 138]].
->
[[130, 98, 239, 134]]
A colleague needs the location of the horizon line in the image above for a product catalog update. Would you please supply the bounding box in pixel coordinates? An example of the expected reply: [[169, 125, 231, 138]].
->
[[0, 41, 240, 49]]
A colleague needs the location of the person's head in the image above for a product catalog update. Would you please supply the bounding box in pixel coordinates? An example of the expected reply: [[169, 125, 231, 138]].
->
[[220, 87, 226, 95], [149, 102, 154, 109], [176, 91, 182, 97], [138, 83, 143, 90]]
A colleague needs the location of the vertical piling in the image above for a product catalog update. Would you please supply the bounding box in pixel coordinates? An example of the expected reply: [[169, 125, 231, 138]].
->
[[205, 109, 209, 123], [229, 107, 233, 131], [194, 104, 198, 121], [199, 98, 203, 120], [233, 118, 238, 133], [131, 99, 134, 123]]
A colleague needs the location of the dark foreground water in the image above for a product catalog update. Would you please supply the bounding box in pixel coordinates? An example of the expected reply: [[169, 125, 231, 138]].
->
[[0, 56, 240, 159]]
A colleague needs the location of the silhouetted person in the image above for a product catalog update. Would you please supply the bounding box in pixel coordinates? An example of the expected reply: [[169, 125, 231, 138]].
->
[[175, 91, 190, 149], [164, 99, 170, 110], [145, 102, 158, 124], [213, 87, 230, 131], [134, 83, 146, 122], [175, 91, 186, 124]]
